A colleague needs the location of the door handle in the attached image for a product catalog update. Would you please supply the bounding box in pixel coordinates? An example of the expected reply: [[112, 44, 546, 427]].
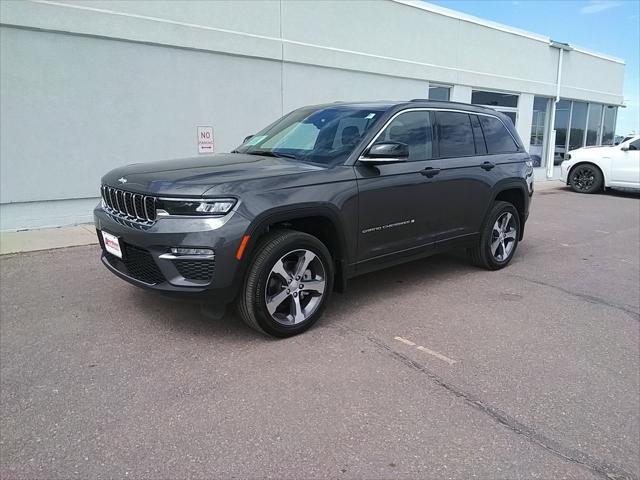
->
[[421, 167, 441, 178], [481, 161, 495, 171]]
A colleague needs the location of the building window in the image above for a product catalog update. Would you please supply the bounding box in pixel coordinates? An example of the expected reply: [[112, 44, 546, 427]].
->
[[554, 100, 571, 163], [553, 100, 617, 162], [585, 103, 603, 146], [472, 90, 518, 127], [529, 97, 550, 167], [471, 90, 519, 108], [601, 106, 617, 145], [428, 85, 450, 101], [568, 101, 588, 151]]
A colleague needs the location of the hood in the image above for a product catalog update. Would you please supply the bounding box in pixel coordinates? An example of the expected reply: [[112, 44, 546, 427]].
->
[[102, 153, 325, 197], [569, 145, 615, 156]]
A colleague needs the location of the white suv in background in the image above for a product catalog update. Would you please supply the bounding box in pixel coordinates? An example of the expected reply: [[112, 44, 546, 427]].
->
[[561, 135, 640, 193]]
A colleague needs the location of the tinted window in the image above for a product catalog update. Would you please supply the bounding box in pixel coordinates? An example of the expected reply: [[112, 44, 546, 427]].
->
[[436, 112, 475, 157], [471, 90, 519, 108], [470, 115, 487, 155], [479, 115, 519, 154], [629, 139, 640, 150], [378, 111, 433, 161]]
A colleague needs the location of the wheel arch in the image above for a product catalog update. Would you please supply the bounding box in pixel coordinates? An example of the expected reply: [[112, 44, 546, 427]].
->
[[239, 204, 351, 292], [488, 180, 529, 241], [568, 161, 608, 189]]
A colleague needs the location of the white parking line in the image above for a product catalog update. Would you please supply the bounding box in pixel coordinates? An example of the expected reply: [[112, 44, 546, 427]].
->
[[416, 345, 458, 365], [393, 336, 458, 365]]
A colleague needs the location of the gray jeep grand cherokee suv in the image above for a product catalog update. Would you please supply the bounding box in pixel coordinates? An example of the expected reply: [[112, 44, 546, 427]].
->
[[95, 100, 533, 337]]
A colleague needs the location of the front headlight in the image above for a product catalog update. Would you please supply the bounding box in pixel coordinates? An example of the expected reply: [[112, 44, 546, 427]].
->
[[156, 198, 236, 216]]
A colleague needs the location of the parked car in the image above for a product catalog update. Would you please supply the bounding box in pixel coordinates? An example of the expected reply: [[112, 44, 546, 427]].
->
[[95, 100, 534, 337], [561, 135, 640, 193]]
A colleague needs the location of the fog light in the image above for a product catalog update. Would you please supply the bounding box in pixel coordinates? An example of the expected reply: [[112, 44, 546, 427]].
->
[[170, 247, 214, 256]]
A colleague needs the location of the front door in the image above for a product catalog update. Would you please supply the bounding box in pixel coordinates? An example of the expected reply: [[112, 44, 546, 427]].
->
[[355, 110, 437, 263], [610, 138, 640, 187]]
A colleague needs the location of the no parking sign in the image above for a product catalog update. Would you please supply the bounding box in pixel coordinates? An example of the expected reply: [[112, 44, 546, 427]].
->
[[197, 126, 214, 154]]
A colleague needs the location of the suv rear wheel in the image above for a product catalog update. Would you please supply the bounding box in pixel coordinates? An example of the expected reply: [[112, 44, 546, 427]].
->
[[469, 201, 520, 270], [238, 230, 334, 337]]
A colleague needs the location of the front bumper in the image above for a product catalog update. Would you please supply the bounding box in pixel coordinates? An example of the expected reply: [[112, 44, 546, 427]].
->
[[560, 161, 571, 184], [94, 205, 251, 302]]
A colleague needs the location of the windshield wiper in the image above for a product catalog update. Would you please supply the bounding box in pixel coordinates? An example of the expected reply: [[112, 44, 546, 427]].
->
[[245, 150, 298, 160]]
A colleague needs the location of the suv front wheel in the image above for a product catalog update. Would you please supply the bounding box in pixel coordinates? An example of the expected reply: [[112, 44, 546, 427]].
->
[[238, 230, 334, 337], [469, 201, 521, 270]]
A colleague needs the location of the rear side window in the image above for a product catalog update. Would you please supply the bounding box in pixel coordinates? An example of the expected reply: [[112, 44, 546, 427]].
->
[[479, 115, 519, 154], [436, 112, 475, 157]]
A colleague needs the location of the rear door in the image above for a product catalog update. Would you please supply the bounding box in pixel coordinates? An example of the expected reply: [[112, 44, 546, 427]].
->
[[421, 111, 501, 242]]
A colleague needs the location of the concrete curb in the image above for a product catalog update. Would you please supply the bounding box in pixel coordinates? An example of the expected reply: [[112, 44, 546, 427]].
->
[[0, 224, 98, 255]]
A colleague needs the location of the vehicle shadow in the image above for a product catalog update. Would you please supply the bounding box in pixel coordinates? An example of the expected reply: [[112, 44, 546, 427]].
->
[[127, 251, 478, 340], [602, 188, 640, 199], [538, 186, 639, 199]]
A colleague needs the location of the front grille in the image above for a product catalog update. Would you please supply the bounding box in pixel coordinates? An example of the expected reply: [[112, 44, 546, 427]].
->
[[101, 185, 157, 224], [173, 259, 215, 282], [104, 242, 165, 285]]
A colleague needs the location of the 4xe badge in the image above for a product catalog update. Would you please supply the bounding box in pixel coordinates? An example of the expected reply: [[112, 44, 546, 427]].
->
[[118, 177, 127, 184]]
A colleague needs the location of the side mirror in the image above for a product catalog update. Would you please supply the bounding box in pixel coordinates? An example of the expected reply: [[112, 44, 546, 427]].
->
[[243, 135, 254, 143], [621, 145, 629, 151], [360, 141, 409, 164]]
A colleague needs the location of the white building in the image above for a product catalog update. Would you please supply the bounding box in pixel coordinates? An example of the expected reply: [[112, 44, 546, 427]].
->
[[0, 0, 625, 231]]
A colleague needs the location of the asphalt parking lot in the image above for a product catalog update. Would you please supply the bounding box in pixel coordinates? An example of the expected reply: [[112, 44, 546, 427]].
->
[[1, 186, 639, 480]]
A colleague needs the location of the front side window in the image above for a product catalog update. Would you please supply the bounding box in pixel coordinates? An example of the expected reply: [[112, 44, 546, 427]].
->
[[377, 111, 433, 161], [436, 112, 475, 157], [629, 139, 640, 151], [479, 115, 519, 154], [235, 106, 384, 165]]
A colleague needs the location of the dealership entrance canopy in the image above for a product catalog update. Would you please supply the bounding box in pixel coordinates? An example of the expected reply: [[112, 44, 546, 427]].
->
[[0, 0, 625, 230]]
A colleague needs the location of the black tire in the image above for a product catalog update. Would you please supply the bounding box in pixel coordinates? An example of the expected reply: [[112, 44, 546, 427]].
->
[[237, 229, 334, 337], [469, 201, 521, 270], [569, 163, 603, 194]]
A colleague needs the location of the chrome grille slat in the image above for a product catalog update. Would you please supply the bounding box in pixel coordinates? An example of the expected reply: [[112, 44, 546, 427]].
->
[[123, 192, 134, 218], [116, 190, 124, 213], [144, 196, 156, 221], [108, 187, 116, 210], [100, 185, 156, 225]]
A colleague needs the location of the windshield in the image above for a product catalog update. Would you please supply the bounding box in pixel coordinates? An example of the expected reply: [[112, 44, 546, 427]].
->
[[235, 106, 385, 165]]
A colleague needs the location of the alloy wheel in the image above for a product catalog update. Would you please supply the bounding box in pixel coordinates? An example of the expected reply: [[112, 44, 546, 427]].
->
[[572, 167, 596, 191], [264, 249, 326, 325], [491, 212, 517, 262]]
